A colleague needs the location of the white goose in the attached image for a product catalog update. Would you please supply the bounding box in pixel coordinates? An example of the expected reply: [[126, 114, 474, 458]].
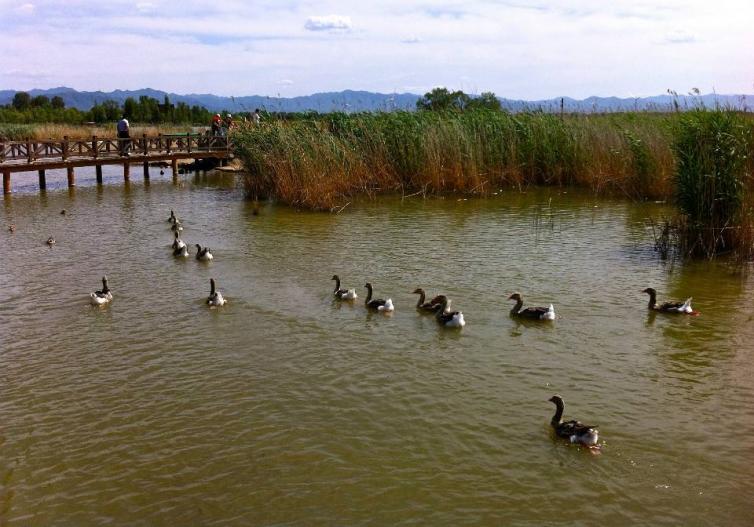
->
[[90, 276, 113, 306], [171, 231, 186, 250], [207, 278, 226, 307]]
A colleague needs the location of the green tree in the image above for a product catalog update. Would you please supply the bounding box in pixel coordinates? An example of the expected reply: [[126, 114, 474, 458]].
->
[[416, 87, 471, 111], [468, 92, 502, 111], [51, 95, 65, 109], [31, 95, 50, 108], [12, 92, 31, 110]]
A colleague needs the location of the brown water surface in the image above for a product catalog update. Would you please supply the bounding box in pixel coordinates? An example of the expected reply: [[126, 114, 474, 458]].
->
[[1, 169, 753, 525]]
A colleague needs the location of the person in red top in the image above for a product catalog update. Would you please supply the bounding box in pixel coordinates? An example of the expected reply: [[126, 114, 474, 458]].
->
[[211, 114, 222, 136]]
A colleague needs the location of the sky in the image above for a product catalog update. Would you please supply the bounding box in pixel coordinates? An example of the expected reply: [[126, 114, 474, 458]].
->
[[1, 0, 753, 99]]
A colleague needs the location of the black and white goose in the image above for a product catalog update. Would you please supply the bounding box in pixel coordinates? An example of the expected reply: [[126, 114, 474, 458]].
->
[[364, 283, 394, 312], [171, 219, 183, 232], [173, 244, 189, 257], [412, 288, 444, 313], [195, 244, 213, 261], [332, 275, 357, 300], [433, 295, 466, 327], [171, 231, 186, 250], [206, 278, 226, 306], [549, 395, 599, 448], [508, 292, 555, 320], [46, 236, 56, 246], [167, 209, 177, 223], [90, 276, 113, 306], [642, 287, 696, 315]]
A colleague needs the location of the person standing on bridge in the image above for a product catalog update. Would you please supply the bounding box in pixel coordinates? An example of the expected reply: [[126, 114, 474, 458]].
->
[[117, 115, 130, 156]]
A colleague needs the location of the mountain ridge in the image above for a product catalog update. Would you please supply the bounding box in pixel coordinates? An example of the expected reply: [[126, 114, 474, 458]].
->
[[0, 87, 751, 113]]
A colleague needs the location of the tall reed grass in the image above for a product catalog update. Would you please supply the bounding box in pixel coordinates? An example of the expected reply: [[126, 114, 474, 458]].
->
[[233, 110, 676, 210]]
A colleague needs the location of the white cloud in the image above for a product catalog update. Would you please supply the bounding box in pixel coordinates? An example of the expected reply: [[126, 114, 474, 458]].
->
[[304, 15, 352, 32], [277, 79, 294, 85], [136, 2, 156, 13], [664, 30, 696, 44], [401, 36, 422, 44], [15, 2, 35, 15]]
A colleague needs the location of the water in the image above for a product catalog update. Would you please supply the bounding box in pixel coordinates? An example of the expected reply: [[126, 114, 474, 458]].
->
[[1, 170, 753, 525]]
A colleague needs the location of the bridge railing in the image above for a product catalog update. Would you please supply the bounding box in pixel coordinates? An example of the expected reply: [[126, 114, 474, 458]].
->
[[0, 133, 230, 164]]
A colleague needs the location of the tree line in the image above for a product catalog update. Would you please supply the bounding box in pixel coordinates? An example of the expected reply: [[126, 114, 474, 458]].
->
[[0, 92, 216, 125]]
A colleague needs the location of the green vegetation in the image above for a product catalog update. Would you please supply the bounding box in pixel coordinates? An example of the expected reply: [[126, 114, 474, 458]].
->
[[0, 92, 215, 130]]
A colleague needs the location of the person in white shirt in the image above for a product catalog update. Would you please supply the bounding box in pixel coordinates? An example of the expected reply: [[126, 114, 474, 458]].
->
[[117, 116, 130, 156]]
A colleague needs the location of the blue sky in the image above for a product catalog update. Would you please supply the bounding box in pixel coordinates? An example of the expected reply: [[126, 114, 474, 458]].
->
[[1, 0, 752, 98]]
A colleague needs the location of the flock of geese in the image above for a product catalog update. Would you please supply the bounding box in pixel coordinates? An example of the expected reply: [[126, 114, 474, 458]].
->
[[17, 207, 700, 450]]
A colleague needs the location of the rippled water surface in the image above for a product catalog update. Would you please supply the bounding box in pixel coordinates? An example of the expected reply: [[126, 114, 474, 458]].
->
[[1, 170, 753, 526]]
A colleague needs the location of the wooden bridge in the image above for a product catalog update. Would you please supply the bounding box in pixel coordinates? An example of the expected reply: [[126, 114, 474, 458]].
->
[[0, 133, 231, 194]]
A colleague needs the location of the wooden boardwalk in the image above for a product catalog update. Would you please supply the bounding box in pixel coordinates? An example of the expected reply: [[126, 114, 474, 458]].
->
[[1, 133, 231, 193]]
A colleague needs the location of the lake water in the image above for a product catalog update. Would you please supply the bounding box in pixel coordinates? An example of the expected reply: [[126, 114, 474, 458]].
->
[[1, 169, 753, 525]]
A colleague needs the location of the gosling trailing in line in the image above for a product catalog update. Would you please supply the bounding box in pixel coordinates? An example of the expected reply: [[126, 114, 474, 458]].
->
[[433, 295, 466, 327], [172, 231, 186, 250], [642, 287, 697, 315]]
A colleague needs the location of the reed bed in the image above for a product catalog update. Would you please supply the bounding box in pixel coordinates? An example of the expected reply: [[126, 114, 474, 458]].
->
[[233, 110, 679, 209], [0, 123, 199, 141]]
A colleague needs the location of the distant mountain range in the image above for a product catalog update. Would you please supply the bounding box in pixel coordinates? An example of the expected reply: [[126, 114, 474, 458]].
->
[[1, 86, 752, 113]]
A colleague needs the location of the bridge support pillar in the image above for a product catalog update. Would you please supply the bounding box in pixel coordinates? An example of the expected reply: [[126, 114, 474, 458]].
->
[[96, 165, 103, 184], [38, 170, 46, 190], [66, 167, 75, 188], [143, 162, 149, 180], [3, 170, 10, 194], [123, 162, 130, 181], [171, 159, 178, 183]]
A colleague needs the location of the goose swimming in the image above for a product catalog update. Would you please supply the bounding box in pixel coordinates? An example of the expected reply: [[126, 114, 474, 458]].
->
[[90, 276, 113, 306], [195, 244, 213, 261], [434, 295, 466, 327], [173, 244, 189, 257], [364, 283, 394, 312], [412, 288, 443, 313], [332, 275, 357, 300], [549, 395, 599, 448], [171, 231, 186, 250], [642, 287, 697, 315], [207, 278, 226, 306], [508, 292, 555, 320]]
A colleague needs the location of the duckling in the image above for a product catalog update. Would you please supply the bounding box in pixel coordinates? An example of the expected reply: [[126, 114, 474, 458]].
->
[[8, 224, 15, 233], [364, 283, 394, 312], [207, 278, 226, 306], [332, 275, 357, 300], [171, 231, 186, 250], [46, 237, 56, 247], [508, 292, 555, 320], [89, 276, 113, 306], [642, 287, 697, 315], [549, 395, 599, 448], [412, 288, 444, 313], [195, 244, 213, 261], [434, 295, 466, 327]]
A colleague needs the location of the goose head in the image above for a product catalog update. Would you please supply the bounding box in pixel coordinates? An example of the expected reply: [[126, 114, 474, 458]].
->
[[548, 395, 564, 405], [331, 274, 340, 281], [364, 282, 373, 290], [412, 288, 425, 295], [642, 287, 656, 296], [508, 292, 522, 302]]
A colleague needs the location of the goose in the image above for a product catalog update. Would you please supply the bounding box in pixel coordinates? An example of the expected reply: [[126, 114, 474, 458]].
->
[[434, 295, 466, 327], [412, 288, 444, 313], [508, 292, 555, 320], [207, 278, 226, 306], [90, 276, 113, 306], [46, 237, 56, 246], [332, 275, 357, 300], [364, 283, 394, 312], [173, 244, 189, 257], [195, 244, 213, 261], [549, 395, 599, 448], [642, 288, 697, 315], [171, 231, 186, 250], [167, 209, 177, 223], [171, 220, 183, 232]]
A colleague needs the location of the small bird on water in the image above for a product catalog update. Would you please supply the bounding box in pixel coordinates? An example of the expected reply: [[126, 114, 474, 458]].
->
[[46, 237, 56, 246]]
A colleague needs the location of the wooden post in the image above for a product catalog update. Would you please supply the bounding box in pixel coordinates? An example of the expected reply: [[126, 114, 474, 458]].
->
[[143, 161, 149, 179], [96, 164, 103, 184], [158, 133, 163, 152], [171, 158, 178, 183], [27, 138, 33, 163], [3, 170, 10, 194], [187, 132, 192, 154], [38, 169, 46, 190], [67, 166, 75, 187], [62, 136, 69, 160], [92, 135, 98, 160], [124, 162, 130, 181]]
